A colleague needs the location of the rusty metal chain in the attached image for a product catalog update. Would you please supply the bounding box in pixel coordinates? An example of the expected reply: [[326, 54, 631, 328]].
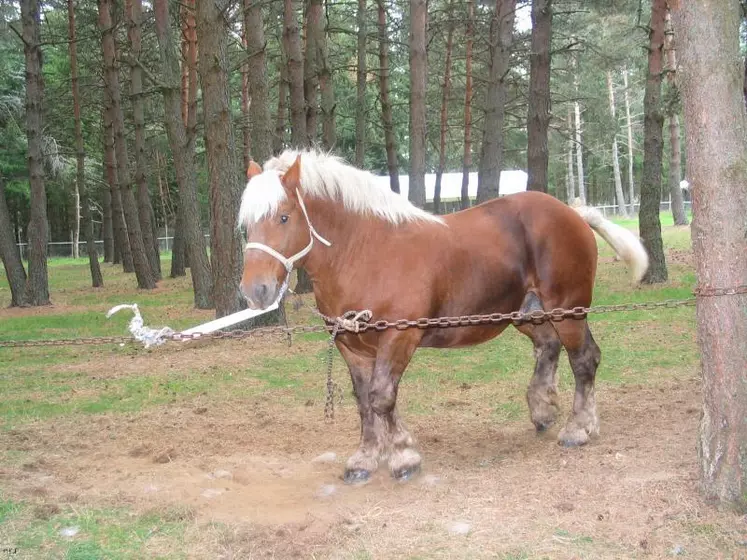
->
[[0, 294, 725, 350]]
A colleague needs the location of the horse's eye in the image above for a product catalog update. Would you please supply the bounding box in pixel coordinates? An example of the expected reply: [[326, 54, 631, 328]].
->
[[280, 215, 289, 224]]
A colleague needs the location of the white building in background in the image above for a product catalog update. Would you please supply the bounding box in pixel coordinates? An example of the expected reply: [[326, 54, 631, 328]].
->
[[373, 170, 528, 205]]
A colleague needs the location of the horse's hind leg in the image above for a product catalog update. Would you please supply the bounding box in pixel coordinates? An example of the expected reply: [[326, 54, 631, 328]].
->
[[515, 293, 562, 432], [554, 319, 601, 447]]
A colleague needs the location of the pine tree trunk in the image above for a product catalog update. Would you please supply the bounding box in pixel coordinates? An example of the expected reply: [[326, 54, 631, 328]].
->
[[304, 0, 321, 145], [408, 0, 427, 208], [98, 0, 156, 289], [672, 0, 747, 512], [623, 65, 636, 211], [378, 0, 399, 193], [282, 0, 306, 147], [355, 0, 367, 166], [102, 105, 132, 271], [274, 60, 288, 154], [318, 0, 336, 150], [154, 0, 213, 308], [244, 0, 273, 164], [183, 0, 198, 153], [241, 30, 251, 172], [664, 11, 688, 226], [607, 70, 628, 216], [242, 0, 285, 323], [196, 0, 245, 317], [573, 100, 586, 203], [21, 0, 49, 306], [639, 0, 668, 284], [526, 0, 552, 193], [566, 104, 576, 203], [0, 177, 28, 306], [126, 0, 161, 279], [170, 206, 186, 277], [460, 0, 474, 210], [434, 4, 454, 216], [102, 182, 113, 262], [476, 0, 516, 204], [68, 0, 102, 287]]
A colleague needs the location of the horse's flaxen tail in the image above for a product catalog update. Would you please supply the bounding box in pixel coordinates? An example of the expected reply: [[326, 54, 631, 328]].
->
[[572, 205, 649, 284]]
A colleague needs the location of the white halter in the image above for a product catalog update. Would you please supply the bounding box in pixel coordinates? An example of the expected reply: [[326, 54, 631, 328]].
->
[[244, 188, 331, 303]]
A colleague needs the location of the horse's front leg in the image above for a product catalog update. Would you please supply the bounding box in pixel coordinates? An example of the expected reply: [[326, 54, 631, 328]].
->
[[338, 331, 422, 483]]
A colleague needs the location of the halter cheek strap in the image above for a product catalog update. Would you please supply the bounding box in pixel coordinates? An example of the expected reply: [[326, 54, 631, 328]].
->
[[244, 189, 331, 305]]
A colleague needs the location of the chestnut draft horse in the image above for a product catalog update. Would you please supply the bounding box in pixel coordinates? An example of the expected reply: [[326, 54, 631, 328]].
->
[[238, 149, 649, 484]]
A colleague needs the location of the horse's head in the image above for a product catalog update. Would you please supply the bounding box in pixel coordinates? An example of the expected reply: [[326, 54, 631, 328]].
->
[[238, 155, 330, 309]]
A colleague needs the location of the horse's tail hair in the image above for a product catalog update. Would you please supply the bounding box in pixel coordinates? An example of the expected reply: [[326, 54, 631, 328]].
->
[[573, 205, 649, 284]]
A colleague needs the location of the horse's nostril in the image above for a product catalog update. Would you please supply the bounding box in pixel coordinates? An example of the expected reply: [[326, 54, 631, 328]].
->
[[253, 283, 269, 302]]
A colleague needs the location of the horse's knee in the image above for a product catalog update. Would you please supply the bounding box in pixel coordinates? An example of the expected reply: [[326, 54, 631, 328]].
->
[[369, 375, 397, 415]]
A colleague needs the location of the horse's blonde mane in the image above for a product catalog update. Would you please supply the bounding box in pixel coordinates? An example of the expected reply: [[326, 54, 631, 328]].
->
[[239, 148, 444, 227]]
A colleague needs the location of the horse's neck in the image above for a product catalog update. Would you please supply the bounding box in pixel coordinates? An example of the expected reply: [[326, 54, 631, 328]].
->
[[301, 198, 392, 308]]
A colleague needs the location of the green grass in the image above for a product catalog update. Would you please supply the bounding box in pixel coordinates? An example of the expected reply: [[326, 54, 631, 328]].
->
[[0, 497, 189, 560]]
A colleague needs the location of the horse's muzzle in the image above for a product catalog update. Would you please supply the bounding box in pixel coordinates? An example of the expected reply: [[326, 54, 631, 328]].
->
[[240, 279, 279, 310]]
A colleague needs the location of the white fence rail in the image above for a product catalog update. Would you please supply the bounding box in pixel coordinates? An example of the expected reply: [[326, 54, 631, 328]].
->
[[15, 235, 210, 260]]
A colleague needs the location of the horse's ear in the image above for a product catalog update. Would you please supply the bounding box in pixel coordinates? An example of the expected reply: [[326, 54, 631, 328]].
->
[[280, 154, 302, 193], [246, 160, 262, 180]]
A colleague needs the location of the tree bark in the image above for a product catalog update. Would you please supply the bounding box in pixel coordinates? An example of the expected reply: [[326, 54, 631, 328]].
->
[[244, 0, 273, 164], [664, 10, 688, 226], [623, 65, 636, 210], [154, 0, 213, 308], [526, 0, 552, 193], [183, 0, 198, 153], [355, 0, 367, 166], [102, 180, 113, 263], [241, 29, 251, 172], [68, 0, 103, 287], [639, 0, 668, 284], [434, 4, 454, 216], [170, 206, 186, 277], [102, 104, 132, 271], [318, 0, 336, 150], [607, 70, 628, 216], [282, 0, 307, 147], [460, 0, 474, 210], [21, 0, 49, 306], [573, 96, 586, 203], [98, 0, 156, 289], [0, 177, 28, 306], [672, 0, 747, 512], [408, 0, 427, 208], [566, 104, 576, 203], [304, 0, 321, 144], [274, 61, 288, 153], [126, 0, 161, 279], [476, 0, 516, 204], [378, 0, 399, 193], [196, 0, 245, 317]]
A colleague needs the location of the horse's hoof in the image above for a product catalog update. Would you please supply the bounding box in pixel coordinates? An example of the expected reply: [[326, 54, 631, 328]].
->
[[558, 438, 586, 448], [534, 420, 554, 433], [392, 464, 421, 482], [343, 468, 371, 485]]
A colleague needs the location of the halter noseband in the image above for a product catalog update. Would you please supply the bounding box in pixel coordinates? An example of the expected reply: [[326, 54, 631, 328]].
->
[[244, 188, 331, 304]]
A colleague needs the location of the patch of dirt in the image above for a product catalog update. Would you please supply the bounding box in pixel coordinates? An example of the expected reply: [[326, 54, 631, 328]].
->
[[1, 373, 745, 559]]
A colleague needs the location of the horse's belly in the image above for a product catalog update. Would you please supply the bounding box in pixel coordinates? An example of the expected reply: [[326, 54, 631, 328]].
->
[[419, 323, 509, 348]]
